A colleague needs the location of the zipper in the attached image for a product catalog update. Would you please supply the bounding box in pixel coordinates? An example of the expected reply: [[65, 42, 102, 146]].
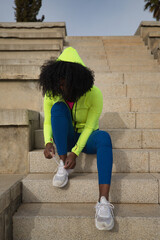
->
[[64, 100, 77, 133]]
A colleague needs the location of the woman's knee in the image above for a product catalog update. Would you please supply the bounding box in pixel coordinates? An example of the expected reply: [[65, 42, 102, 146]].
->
[[95, 130, 112, 148], [51, 101, 69, 116]]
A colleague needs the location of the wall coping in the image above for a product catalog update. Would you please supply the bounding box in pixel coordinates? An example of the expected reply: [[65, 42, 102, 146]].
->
[[135, 21, 160, 35], [0, 109, 39, 126], [0, 22, 66, 28]]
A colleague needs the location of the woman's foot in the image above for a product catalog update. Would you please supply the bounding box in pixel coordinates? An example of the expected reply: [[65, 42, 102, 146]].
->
[[95, 196, 115, 230], [52, 159, 74, 187]]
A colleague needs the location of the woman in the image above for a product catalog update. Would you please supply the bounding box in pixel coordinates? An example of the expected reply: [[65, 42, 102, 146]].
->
[[38, 47, 114, 231]]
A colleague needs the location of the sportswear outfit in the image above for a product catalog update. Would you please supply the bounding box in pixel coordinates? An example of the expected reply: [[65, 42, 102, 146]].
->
[[43, 47, 115, 230]]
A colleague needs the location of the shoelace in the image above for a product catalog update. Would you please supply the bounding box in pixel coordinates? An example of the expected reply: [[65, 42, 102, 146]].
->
[[94, 202, 115, 218], [53, 157, 65, 174]]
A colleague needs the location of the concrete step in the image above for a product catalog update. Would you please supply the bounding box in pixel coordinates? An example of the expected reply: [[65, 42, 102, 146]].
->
[[66, 41, 146, 47], [105, 50, 150, 54], [0, 31, 63, 39], [0, 65, 41, 75], [104, 42, 145, 46], [95, 72, 160, 85], [66, 35, 142, 40], [126, 84, 160, 97], [104, 45, 148, 49], [0, 63, 110, 74], [1, 64, 159, 75], [66, 37, 144, 44], [110, 65, 160, 72], [102, 37, 144, 43], [0, 71, 124, 81], [106, 53, 154, 58], [29, 148, 160, 173], [108, 59, 158, 66], [13, 202, 160, 240], [0, 58, 48, 65], [63, 46, 105, 54], [0, 39, 63, 44], [35, 128, 160, 150], [124, 72, 160, 84], [107, 54, 154, 59], [21, 173, 159, 203], [64, 41, 104, 47], [96, 97, 160, 113], [0, 55, 107, 65], [0, 43, 60, 51], [0, 39, 63, 49], [40, 110, 160, 129], [0, 51, 60, 60], [63, 47, 152, 58]]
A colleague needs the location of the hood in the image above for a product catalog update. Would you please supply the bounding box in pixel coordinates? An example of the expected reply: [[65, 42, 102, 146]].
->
[[56, 47, 86, 133], [56, 46, 86, 67]]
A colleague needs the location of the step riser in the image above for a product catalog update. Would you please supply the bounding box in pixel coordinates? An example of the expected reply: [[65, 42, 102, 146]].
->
[[1, 58, 156, 65], [110, 66, 160, 71], [66, 42, 145, 47], [1, 66, 159, 73], [35, 129, 160, 149], [0, 51, 60, 59], [0, 65, 110, 73], [22, 173, 158, 203], [0, 39, 63, 44], [98, 84, 160, 97], [0, 32, 63, 38], [124, 72, 160, 84], [40, 111, 160, 129], [29, 149, 151, 173], [0, 44, 60, 51], [13, 211, 159, 240]]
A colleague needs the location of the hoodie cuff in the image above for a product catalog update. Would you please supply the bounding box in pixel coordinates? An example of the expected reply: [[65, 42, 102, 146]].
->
[[44, 137, 54, 146], [71, 144, 82, 157]]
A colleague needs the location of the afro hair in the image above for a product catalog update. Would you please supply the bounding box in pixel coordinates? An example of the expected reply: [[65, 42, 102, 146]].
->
[[37, 60, 95, 102]]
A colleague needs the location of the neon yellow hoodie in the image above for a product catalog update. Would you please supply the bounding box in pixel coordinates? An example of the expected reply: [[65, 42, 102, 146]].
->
[[43, 47, 103, 156]]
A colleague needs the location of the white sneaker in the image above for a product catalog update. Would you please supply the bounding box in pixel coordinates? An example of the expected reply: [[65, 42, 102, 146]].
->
[[95, 196, 114, 230], [52, 159, 74, 187]]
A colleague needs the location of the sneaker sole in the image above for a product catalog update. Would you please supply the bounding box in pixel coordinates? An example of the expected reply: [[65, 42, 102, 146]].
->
[[52, 176, 68, 188], [95, 218, 114, 230]]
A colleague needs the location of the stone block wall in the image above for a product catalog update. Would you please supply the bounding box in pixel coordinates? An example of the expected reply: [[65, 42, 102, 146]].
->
[[0, 175, 24, 240], [0, 22, 67, 112], [135, 21, 160, 63], [0, 109, 39, 174]]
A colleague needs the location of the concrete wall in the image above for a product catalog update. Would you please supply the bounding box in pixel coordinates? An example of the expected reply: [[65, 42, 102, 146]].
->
[[0, 22, 66, 111], [0, 109, 39, 174], [0, 174, 24, 240], [135, 21, 160, 63]]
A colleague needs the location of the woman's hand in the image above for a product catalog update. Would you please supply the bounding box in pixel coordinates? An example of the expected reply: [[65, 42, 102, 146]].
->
[[44, 143, 55, 159], [64, 152, 77, 169]]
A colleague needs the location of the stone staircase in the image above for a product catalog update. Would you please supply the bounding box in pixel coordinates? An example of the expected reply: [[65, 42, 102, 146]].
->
[[13, 35, 160, 239], [0, 24, 159, 239]]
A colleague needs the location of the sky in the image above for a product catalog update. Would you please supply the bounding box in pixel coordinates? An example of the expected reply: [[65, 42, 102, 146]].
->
[[0, 0, 156, 36]]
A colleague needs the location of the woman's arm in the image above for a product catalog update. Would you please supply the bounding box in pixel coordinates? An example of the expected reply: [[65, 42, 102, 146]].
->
[[43, 92, 54, 146]]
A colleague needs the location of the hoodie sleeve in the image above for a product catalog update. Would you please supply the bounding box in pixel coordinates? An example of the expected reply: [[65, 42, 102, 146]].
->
[[71, 87, 103, 156], [43, 93, 54, 146]]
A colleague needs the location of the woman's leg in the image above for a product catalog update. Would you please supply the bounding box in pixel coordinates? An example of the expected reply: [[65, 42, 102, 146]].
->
[[82, 130, 113, 202], [51, 101, 77, 163]]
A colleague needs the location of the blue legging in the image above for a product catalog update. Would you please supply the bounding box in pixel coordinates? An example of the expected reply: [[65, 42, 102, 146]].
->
[[51, 101, 113, 185]]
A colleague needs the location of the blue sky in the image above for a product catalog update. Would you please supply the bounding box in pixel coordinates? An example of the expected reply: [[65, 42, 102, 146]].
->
[[0, 0, 156, 36]]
